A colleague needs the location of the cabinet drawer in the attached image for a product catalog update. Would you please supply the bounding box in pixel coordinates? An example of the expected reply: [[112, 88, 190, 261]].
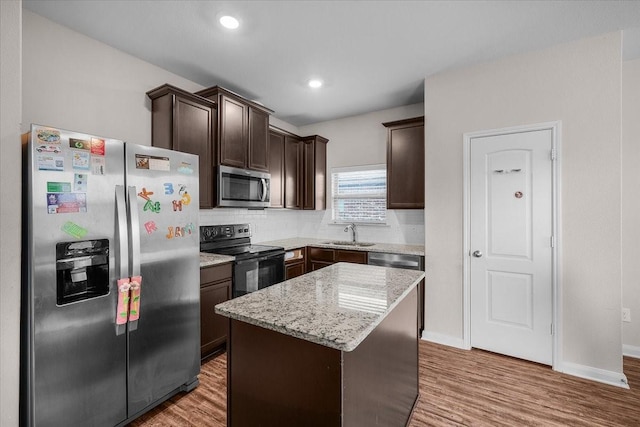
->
[[336, 250, 367, 264], [286, 262, 306, 280], [308, 247, 334, 262], [310, 261, 333, 271], [200, 262, 233, 285]]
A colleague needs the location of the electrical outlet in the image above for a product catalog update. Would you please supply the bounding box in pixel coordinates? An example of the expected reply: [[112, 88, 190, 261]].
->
[[622, 308, 631, 323]]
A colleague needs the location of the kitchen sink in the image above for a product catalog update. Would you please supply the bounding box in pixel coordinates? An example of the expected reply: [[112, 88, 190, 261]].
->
[[322, 241, 376, 247]]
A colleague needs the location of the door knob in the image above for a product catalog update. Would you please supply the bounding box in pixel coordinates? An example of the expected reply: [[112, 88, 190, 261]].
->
[[472, 250, 483, 258]]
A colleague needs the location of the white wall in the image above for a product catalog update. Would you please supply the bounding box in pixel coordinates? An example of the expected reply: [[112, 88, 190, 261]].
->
[[1, 2, 23, 425], [424, 32, 624, 380], [298, 104, 425, 245], [622, 58, 640, 357], [22, 10, 204, 140]]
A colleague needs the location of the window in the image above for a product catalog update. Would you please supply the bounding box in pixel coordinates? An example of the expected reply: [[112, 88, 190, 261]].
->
[[331, 165, 386, 224]]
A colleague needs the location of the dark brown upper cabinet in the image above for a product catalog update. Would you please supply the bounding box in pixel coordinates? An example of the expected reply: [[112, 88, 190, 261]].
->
[[268, 130, 285, 208], [270, 128, 329, 211], [284, 134, 303, 209], [195, 86, 273, 172], [147, 84, 217, 209], [382, 116, 425, 209], [302, 136, 328, 210]]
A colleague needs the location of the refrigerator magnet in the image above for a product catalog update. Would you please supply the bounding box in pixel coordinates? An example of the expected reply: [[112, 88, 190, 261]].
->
[[61, 221, 88, 239], [144, 221, 157, 235], [47, 192, 87, 214], [69, 138, 91, 150], [72, 151, 90, 170], [46, 181, 71, 193], [36, 155, 64, 171], [35, 128, 61, 144], [91, 156, 105, 175], [177, 162, 194, 175], [90, 138, 105, 155], [164, 183, 174, 195], [74, 174, 87, 192]]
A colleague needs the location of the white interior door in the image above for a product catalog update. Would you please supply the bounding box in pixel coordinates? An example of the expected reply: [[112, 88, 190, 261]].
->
[[470, 129, 553, 365]]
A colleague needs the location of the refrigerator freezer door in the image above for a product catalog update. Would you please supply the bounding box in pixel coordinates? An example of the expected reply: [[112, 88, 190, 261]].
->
[[24, 125, 127, 426], [124, 144, 200, 417]]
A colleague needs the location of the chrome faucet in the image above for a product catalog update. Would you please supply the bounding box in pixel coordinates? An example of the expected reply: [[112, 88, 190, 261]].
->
[[344, 223, 357, 244]]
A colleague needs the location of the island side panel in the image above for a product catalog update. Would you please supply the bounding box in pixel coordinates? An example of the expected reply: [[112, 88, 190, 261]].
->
[[228, 319, 342, 427], [342, 286, 419, 426]]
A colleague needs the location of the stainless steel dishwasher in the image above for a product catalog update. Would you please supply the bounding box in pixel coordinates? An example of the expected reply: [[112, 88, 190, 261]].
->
[[367, 252, 424, 271], [368, 252, 425, 335]]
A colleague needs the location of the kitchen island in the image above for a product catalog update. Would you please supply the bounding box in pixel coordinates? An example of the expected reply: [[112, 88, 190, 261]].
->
[[215, 262, 425, 426]]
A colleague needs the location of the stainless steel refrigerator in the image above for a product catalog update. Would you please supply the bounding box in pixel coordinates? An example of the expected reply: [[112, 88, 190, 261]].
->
[[21, 124, 201, 426]]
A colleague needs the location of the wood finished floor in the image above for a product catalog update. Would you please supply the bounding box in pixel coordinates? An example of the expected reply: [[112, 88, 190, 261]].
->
[[129, 341, 640, 426]]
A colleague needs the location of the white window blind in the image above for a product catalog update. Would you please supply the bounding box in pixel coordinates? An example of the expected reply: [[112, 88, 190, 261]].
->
[[331, 165, 386, 223]]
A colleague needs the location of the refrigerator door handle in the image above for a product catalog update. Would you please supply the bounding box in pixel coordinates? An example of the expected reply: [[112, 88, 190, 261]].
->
[[127, 186, 142, 277], [115, 185, 129, 279]]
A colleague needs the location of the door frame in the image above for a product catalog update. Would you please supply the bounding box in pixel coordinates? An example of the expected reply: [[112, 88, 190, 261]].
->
[[462, 121, 562, 369]]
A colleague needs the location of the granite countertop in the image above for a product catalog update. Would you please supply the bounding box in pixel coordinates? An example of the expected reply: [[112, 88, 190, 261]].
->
[[258, 237, 424, 256], [215, 262, 425, 352], [199, 252, 235, 268]]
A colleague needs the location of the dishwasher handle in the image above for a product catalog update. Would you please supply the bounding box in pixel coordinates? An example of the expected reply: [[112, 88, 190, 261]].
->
[[367, 252, 424, 271]]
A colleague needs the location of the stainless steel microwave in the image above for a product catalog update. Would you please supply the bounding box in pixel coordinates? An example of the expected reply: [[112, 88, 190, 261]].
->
[[217, 165, 270, 208]]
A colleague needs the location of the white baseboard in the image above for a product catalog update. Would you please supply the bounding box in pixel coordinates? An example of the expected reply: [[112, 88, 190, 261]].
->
[[421, 331, 467, 350], [555, 361, 629, 389], [623, 344, 640, 359]]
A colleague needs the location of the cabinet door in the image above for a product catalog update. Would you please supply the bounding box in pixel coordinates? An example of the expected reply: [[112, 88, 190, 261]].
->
[[200, 280, 231, 359], [174, 96, 214, 208], [308, 247, 334, 262], [314, 138, 327, 210], [284, 135, 302, 209], [302, 137, 328, 211], [309, 261, 333, 271], [248, 107, 269, 172], [285, 262, 306, 280], [269, 131, 285, 208], [335, 250, 367, 264], [385, 118, 425, 209], [303, 140, 315, 210], [219, 94, 247, 168]]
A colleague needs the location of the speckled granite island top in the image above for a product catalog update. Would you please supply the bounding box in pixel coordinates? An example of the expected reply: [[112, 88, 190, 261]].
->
[[215, 262, 425, 352]]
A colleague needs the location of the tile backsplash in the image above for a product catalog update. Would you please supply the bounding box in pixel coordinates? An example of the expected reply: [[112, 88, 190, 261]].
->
[[199, 208, 425, 245]]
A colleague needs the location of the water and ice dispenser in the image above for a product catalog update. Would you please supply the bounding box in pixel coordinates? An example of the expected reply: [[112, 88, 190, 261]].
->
[[56, 239, 109, 305]]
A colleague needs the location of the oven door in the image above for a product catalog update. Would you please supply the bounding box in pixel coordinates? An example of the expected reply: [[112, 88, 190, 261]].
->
[[218, 165, 270, 208], [233, 253, 285, 298]]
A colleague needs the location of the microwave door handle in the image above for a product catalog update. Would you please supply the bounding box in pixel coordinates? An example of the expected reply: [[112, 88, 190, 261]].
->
[[260, 178, 268, 202]]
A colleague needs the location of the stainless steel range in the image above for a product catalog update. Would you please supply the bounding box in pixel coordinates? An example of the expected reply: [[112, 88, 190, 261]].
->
[[200, 224, 285, 298]]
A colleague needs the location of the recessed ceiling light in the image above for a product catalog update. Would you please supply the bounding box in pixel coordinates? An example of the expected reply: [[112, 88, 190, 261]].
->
[[220, 15, 239, 29], [308, 79, 323, 89]]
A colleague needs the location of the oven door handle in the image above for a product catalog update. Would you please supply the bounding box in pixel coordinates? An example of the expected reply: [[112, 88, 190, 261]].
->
[[234, 254, 283, 265]]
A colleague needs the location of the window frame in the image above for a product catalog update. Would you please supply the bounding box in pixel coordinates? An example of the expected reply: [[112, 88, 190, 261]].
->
[[330, 164, 387, 225]]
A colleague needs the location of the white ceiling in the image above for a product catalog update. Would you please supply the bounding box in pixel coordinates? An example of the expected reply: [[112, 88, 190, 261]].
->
[[23, 0, 640, 127]]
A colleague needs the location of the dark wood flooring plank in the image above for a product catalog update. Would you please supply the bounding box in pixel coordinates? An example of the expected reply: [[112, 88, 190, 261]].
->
[[129, 340, 640, 426]]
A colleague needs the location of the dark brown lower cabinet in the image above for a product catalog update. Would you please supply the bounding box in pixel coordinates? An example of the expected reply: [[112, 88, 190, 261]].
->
[[307, 247, 367, 271], [285, 247, 307, 279], [200, 262, 232, 359], [226, 286, 418, 426]]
